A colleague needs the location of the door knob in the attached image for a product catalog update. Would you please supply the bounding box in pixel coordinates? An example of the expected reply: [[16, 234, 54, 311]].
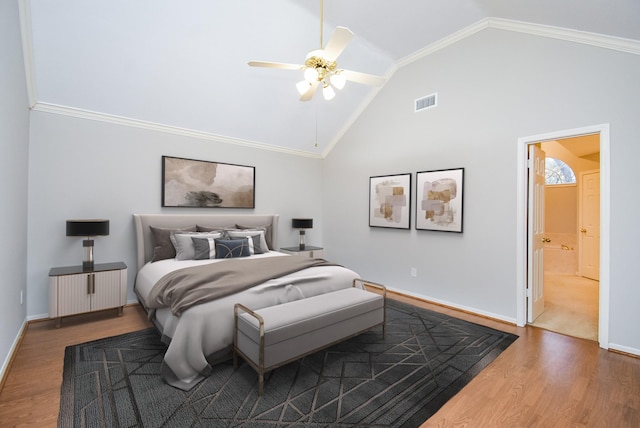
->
[[580, 228, 587, 233]]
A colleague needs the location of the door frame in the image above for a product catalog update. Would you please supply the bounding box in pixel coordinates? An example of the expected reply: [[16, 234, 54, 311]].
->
[[516, 123, 610, 349]]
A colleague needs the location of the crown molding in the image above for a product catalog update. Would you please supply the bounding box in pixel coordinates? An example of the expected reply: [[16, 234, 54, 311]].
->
[[488, 18, 640, 55], [398, 17, 640, 67], [396, 19, 491, 68], [31, 103, 323, 159]]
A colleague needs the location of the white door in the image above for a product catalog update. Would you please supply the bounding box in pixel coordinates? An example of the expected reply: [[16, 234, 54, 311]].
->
[[528, 145, 546, 323], [580, 170, 600, 280]]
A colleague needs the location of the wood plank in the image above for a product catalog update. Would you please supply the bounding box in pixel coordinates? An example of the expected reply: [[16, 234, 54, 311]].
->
[[0, 298, 639, 427], [0, 305, 152, 427]]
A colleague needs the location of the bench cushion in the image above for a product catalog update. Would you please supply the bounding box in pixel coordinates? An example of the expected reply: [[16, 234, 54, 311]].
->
[[236, 287, 384, 368]]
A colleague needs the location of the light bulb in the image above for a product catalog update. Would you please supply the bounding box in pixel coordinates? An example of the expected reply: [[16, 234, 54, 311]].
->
[[322, 84, 335, 100], [330, 72, 346, 90], [304, 67, 317, 83], [296, 80, 311, 95]]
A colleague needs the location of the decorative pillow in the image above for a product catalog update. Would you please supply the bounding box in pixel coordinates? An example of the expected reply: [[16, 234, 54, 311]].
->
[[235, 224, 273, 250], [149, 225, 197, 262], [192, 236, 219, 260], [227, 230, 268, 254], [171, 232, 223, 260], [215, 238, 251, 259], [196, 224, 235, 233]]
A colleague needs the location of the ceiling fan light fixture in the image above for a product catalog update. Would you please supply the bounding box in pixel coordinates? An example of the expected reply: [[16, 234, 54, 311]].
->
[[330, 71, 346, 90], [248, 2, 384, 102], [322, 83, 335, 100], [296, 80, 312, 95], [304, 67, 318, 83]]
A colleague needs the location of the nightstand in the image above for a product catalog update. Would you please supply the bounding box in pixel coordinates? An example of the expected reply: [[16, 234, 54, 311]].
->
[[48, 262, 127, 327], [280, 246, 324, 258]]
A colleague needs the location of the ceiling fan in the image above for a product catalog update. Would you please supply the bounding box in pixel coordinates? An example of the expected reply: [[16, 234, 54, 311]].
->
[[248, 0, 385, 101]]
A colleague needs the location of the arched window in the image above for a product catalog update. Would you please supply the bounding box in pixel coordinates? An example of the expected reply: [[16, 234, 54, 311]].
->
[[545, 157, 576, 185]]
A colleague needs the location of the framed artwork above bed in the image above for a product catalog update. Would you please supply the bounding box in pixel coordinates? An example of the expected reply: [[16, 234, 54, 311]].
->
[[162, 156, 255, 208]]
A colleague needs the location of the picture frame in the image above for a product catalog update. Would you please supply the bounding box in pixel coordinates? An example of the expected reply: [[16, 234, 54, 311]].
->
[[369, 173, 411, 229], [416, 168, 464, 232], [162, 156, 255, 208]]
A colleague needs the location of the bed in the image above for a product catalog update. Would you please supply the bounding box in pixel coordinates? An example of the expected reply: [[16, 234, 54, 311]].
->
[[133, 213, 360, 390]]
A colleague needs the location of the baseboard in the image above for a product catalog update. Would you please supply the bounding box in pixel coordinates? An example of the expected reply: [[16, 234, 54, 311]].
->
[[386, 287, 517, 326], [26, 312, 48, 322], [0, 318, 28, 393], [609, 343, 640, 359]]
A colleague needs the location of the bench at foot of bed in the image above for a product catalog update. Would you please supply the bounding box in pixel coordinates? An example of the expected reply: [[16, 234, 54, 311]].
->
[[233, 279, 386, 395]]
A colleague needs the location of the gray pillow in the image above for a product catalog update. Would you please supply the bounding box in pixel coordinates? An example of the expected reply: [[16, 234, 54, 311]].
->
[[171, 232, 222, 260], [196, 224, 235, 233], [150, 225, 196, 262], [235, 223, 273, 250]]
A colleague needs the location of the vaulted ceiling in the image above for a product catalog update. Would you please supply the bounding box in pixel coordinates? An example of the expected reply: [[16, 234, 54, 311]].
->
[[23, 0, 640, 157]]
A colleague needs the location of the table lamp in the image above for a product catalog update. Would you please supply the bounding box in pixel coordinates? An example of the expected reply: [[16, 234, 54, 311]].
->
[[292, 218, 313, 250], [66, 219, 110, 271]]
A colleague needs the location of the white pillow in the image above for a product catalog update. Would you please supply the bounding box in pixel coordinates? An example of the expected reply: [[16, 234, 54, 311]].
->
[[170, 232, 223, 260], [226, 230, 268, 254]]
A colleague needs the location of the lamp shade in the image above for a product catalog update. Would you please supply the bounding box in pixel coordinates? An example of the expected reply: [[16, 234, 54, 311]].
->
[[292, 218, 313, 229], [66, 219, 110, 237]]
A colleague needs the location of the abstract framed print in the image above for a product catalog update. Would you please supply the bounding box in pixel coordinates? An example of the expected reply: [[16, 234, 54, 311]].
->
[[416, 168, 464, 232], [369, 173, 411, 229], [162, 156, 255, 208]]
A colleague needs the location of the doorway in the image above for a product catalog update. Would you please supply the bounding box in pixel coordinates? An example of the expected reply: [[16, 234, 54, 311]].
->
[[516, 124, 610, 350], [529, 137, 600, 340]]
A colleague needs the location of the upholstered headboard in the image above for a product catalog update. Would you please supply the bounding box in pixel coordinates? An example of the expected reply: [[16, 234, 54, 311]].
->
[[133, 213, 279, 271]]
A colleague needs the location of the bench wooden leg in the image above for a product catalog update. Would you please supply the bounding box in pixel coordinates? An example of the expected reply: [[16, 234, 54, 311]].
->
[[258, 373, 264, 396]]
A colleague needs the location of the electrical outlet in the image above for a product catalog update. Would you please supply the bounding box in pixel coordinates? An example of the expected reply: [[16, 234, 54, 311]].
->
[[411, 267, 417, 277]]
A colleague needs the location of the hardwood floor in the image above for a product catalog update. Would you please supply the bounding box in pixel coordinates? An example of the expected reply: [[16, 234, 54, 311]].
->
[[0, 305, 152, 428], [1, 298, 639, 427]]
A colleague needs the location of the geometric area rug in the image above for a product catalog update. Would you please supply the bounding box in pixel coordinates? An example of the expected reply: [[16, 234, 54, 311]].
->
[[59, 300, 517, 427]]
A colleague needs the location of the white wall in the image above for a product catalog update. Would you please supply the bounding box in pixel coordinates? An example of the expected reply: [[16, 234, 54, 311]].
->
[[323, 28, 640, 351], [0, 0, 30, 377], [545, 186, 577, 235], [26, 112, 324, 317]]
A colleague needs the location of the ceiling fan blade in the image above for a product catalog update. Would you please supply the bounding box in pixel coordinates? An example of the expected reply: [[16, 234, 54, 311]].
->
[[341, 69, 385, 86], [299, 80, 320, 102], [248, 61, 302, 71], [323, 26, 354, 61]]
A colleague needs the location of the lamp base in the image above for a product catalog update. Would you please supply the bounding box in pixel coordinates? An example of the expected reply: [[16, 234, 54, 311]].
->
[[83, 239, 95, 271], [299, 230, 306, 250]]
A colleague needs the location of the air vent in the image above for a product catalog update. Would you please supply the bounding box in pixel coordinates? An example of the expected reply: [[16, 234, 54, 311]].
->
[[415, 93, 437, 112]]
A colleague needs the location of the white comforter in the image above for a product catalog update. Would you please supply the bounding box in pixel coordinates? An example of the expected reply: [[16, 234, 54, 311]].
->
[[135, 252, 360, 390]]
